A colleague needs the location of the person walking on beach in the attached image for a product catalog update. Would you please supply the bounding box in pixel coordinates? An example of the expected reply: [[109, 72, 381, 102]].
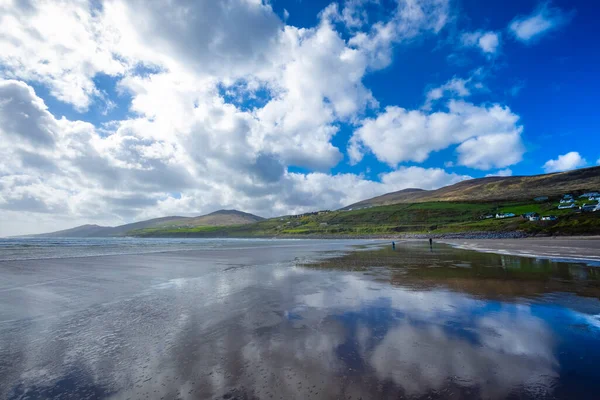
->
[[392, 241, 396, 250], [429, 238, 433, 248]]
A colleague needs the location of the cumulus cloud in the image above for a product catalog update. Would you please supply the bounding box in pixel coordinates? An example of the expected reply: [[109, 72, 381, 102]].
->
[[423, 70, 487, 109], [0, 78, 470, 236], [461, 31, 501, 55], [486, 169, 513, 177], [509, 3, 574, 43], [346, 0, 450, 69], [457, 132, 524, 170], [0, 80, 57, 146], [0, 0, 532, 236], [542, 152, 587, 173], [381, 166, 471, 189], [0, 0, 126, 110], [349, 100, 525, 169], [425, 77, 470, 107]]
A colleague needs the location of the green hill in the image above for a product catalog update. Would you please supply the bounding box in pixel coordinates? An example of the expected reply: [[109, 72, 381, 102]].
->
[[31, 167, 600, 238], [130, 167, 600, 238], [30, 210, 264, 238], [130, 200, 600, 238], [344, 166, 600, 209]]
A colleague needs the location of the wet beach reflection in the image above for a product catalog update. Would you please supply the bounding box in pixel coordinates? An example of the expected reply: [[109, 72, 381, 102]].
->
[[1, 241, 600, 399]]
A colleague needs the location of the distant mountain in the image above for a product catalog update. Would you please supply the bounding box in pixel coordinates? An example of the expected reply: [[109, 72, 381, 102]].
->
[[30, 210, 264, 238], [33, 224, 113, 238], [344, 166, 600, 209], [103, 216, 188, 236], [183, 210, 264, 227]]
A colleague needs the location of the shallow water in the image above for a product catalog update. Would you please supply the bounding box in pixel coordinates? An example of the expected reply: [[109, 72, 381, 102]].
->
[[1, 239, 599, 399]]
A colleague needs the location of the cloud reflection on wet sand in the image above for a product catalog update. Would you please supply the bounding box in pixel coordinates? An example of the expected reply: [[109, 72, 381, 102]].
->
[[1, 242, 600, 399]]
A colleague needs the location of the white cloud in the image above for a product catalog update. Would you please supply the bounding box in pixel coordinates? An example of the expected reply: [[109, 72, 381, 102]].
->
[[486, 169, 513, 177], [461, 31, 501, 55], [380, 166, 471, 189], [347, 0, 450, 69], [339, 0, 377, 29], [0, 78, 470, 236], [425, 77, 470, 105], [597, 158, 600, 166], [509, 3, 573, 43], [457, 132, 524, 170], [0, 80, 57, 146], [423, 70, 487, 109], [543, 152, 587, 173], [0, 0, 126, 110], [349, 100, 525, 169], [1, 0, 533, 236]]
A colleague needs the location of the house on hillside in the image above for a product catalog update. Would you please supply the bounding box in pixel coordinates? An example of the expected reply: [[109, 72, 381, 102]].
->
[[521, 212, 539, 221], [496, 213, 516, 219], [579, 192, 600, 199], [541, 216, 558, 221], [559, 198, 575, 204], [480, 214, 494, 220], [534, 196, 549, 202], [558, 203, 576, 210], [563, 194, 573, 200], [581, 204, 600, 212]]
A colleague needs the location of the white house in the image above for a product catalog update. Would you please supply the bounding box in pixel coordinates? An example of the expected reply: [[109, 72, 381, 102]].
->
[[581, 204, 600, 212], [558, 203, 576, 210], [496, 213, 516, 219]]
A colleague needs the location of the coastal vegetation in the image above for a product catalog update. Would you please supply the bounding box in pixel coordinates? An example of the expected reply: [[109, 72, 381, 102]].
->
[[31, 167, 600, 238], [129, 199, 600, 237]]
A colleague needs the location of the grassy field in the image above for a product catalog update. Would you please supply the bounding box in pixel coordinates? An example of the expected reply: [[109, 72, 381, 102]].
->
[[128, 199, 600, 237]]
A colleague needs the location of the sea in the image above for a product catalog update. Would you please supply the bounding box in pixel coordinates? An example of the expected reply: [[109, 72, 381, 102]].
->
[[1, 237, 600, 399], [0, 237, 345, 261]]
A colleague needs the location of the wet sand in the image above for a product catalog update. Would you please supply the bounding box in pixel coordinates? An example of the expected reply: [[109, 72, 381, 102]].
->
[[1, 239, 600, 399], [441, 236, 600, 264]]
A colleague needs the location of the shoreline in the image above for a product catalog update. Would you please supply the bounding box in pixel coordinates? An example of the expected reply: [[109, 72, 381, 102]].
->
[[439, 237, 600, 264]]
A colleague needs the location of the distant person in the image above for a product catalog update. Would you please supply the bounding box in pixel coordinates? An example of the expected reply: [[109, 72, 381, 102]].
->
[[392, 241, 396, 250], [429, 238, 433, 248]]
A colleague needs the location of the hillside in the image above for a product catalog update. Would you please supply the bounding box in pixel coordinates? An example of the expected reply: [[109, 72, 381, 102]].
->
[[30, 210, 264, 237], [27, 168, 600, 238], [131, 167, 600, 238], [345, 166, 600, 209], [34, 224, 113, 238], [184, 210, 264, 226], [133, 199, 600, 238]]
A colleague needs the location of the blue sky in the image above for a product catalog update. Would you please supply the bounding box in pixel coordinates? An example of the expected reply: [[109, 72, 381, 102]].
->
[[0, 0, 598, 235]]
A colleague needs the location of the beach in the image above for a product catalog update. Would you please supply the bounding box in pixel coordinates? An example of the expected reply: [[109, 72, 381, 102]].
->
[[441, 236, 600, 264], [1, 238, 600, 399]]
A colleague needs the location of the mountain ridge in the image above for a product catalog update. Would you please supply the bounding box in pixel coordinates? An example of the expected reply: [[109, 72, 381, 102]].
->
[[343, 166, 600, 210], [28, 210, 264, 238], [23, 167, 600, 238]]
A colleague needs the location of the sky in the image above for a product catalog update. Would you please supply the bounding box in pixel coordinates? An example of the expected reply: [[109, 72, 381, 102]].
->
[[0, 0, 599, 236]]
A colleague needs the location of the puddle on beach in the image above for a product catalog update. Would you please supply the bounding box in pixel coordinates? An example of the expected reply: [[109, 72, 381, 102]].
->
[[1, 241, 600, 399]]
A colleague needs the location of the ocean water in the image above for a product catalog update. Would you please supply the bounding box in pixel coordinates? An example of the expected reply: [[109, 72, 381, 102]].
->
[[0, 237, 348, 261], [1, 239, 600, 399]]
